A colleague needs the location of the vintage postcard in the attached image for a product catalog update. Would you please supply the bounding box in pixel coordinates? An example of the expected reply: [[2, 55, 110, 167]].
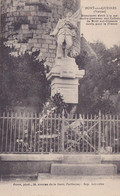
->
[[0, 0, 120, 196]]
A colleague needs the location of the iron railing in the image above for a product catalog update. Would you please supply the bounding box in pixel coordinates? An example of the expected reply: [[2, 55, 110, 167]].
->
[[0, 112, 120, 154]]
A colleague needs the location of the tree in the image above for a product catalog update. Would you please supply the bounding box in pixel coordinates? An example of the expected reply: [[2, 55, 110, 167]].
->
[[77, 41, 120, 114], [0, 39, 50, 112]]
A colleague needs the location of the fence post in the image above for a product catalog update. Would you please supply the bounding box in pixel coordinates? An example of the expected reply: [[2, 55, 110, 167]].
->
[[61, 110, 65, 152], [1, 112, 5, 153], [98, 110, 101, 153]]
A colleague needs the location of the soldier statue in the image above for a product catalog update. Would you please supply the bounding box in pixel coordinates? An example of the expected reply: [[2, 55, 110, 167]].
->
[[50, 9, 81, 59]]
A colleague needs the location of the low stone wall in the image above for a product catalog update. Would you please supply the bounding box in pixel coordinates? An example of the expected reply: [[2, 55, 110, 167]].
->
[[0, 154, 120, 176], [0, 154, 63, 176], [101, 155, 120, 173]]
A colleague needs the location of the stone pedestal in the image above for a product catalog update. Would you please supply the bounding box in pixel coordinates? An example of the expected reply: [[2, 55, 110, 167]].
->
[[47, 57, 85, 104]]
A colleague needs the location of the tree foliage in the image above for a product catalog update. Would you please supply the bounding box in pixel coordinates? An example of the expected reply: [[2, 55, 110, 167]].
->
[[77, 41, 120, 114], [0, 40, 50, 112]]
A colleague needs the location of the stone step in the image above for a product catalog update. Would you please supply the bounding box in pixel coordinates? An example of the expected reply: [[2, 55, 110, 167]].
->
[[62, 155, 101, 164], [51, 164, 117, 176], [0, 174, 38, 181]]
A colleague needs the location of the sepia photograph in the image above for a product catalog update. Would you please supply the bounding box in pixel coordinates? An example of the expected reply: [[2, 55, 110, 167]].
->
[[0, 0, 120, 195]]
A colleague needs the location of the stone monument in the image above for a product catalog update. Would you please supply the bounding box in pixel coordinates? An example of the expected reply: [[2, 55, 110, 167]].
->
[[1, 0, 84, 104], [47, 8, 85, 104]]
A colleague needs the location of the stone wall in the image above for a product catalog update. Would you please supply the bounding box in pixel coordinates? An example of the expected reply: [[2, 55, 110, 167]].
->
[[2, 0, 80, 67], [0, 154, 120, 177]]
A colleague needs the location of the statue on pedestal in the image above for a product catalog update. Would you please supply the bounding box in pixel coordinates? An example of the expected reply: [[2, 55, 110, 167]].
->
[[47, 8, 84, 105], [50, 9, 81, 59]]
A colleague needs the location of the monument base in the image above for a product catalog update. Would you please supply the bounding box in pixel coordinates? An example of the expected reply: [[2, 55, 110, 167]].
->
[[47, 57, 85, 104]]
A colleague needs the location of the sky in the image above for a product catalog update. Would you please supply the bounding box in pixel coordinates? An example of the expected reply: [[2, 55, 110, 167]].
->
[[81, 0, 120, 48]]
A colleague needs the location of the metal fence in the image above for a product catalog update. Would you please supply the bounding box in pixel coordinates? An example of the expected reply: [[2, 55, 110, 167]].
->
[[0, 112, 120, 154]]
